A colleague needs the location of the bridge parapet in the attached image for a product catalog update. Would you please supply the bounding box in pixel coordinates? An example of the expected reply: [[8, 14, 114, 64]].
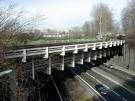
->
[[3, 40, 125, 60], [2, 40, 125, 75]]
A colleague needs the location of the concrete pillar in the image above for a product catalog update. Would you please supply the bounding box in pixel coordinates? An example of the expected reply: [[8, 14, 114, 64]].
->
[[61, 56, 64, 71], [103, 49, 107, 57], [91, 50, 97, 60], [85, 51, 91, 62], [97, 50, 102, 59], [48, 56, 51, 75], [72, 54, 75, 67], [110, 47, 114, 57], [78, 52, 84, 64], [32, 58, 35, 80], [106, 48, 111, 56], [22, 49, 26, 63]]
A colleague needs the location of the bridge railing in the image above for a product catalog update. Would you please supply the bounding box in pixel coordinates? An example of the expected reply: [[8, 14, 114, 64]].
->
[[3, 40, 125, 60]]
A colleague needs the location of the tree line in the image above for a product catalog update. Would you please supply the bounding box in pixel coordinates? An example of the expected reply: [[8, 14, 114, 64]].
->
[[0, 1, 135, 46]]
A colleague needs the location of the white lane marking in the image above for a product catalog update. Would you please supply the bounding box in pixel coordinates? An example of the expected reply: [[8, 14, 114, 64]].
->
[[105, 63, 135, 76], [102, 65, 135, 83], [101, 65, 128, 81], [92, 68, 135, 96], [70, 69, 107, 101], [51, 77, 63, 101], [126, 77, 135, 82], [86, 72, 127, 101]]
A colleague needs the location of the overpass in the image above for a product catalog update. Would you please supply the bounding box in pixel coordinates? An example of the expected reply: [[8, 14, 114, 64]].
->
[[2, 40, 125, 79]]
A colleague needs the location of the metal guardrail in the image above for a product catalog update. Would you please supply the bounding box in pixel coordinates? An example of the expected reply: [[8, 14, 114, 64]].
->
[[3, 40, 125, 60]]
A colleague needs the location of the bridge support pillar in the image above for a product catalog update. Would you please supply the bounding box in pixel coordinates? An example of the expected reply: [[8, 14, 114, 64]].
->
[[106, 48, 111, 56], [47, 56, 51, 75], [61, 56, 64, 71], [32, 58, 35, 80], [91, 50, 97, 60], [77, 52, 84, 65], [97, 49, 102, 59], [103, 49, 107, 57], [68, 53, 76, 67], [85, 51, 91, 62], [69, 53, 75, 67]]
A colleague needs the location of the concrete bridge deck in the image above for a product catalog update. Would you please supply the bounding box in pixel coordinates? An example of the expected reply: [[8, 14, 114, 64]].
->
[[1, 40, 125, 77]]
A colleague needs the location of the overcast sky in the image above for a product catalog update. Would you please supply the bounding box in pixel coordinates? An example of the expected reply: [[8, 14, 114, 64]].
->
[[1, 0, 128, 31]]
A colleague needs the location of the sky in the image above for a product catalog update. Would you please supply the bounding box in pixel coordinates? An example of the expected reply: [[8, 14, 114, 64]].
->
[[1, 0, 128, 31]]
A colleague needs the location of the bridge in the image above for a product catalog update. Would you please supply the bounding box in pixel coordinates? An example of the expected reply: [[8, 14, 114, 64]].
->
[[2, 40, 125, 79]]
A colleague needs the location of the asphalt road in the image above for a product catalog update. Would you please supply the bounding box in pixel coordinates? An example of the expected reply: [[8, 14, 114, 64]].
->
[[70, 65, 128, 101], [88, 66, 135, 101], [99, 65, 135, 91]]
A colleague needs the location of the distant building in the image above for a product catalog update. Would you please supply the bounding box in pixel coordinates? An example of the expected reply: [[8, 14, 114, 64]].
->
[[42, 29, 70, 38]]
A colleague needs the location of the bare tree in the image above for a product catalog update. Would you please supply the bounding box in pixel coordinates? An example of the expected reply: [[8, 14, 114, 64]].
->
[[92, 3, 114, 40], [121, 0, 135, 69], [82, 21, 96, 38], [0, 4, 45, 51]]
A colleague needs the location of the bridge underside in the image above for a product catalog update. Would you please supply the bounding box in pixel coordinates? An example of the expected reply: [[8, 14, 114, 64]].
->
[[16, 44, 124, 80]]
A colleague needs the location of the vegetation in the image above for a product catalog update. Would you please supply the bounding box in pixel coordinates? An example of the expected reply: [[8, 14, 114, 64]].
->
[[65, 79, 94, 101], [121, 0, 135, 69]]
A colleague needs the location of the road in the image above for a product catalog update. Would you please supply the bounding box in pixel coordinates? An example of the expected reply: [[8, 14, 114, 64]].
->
[[70, 65, 126, 101], [99, 65, 135, 91], [69, 63, 135, 101]]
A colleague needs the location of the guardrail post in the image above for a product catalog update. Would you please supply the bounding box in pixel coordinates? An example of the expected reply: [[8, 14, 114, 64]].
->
[[120, 40, 122, 45], [84, 44, 88, 52], [113, 41, 117, 46], [44, 47, 48, 59], [117, 41, 120, 46], [22, 49, 26, 63], [60, 46, 65, 56], [32, 58, 35, 80], [103, 49, 107, 57], [99, 42, 103, 49], [74, 45, 78, 54], [92, 43, 96, 50], [104, 42, 108, 48], [109, 41, 113, 47]]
